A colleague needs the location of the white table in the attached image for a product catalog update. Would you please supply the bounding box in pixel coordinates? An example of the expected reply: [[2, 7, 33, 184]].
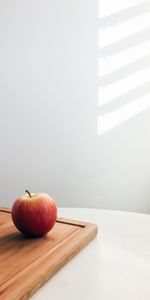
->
[[31, 208, 150, 300]]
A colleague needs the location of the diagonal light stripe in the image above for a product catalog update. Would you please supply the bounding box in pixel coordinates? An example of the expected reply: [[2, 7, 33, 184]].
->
[[97, 93, 150, 135], [98, 1, 150, 27], [98, 80, 150, 113], [98, 0, 146, 19], [98, 39, 150, 77], [98, 54, 150, 85], [98, 27, 150, 57], [98, 11, 150, 48], [98, 66, 150, 107]]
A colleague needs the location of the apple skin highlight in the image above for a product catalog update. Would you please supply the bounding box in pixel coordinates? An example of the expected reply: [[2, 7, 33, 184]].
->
[[11, 192, 57, 237]]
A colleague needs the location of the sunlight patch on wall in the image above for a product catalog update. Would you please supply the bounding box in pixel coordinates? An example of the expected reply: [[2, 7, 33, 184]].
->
[[97, 0, 150, 135]]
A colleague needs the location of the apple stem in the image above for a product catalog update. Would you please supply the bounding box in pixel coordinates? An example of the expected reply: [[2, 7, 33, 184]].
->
[[25, 190, 32, 198]]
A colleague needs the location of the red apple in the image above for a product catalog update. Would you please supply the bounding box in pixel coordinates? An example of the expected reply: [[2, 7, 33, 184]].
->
[[11, 190, 57, 237]]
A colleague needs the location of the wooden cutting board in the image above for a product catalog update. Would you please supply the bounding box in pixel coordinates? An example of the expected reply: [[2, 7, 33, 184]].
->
[[0, 207, 97, 300]]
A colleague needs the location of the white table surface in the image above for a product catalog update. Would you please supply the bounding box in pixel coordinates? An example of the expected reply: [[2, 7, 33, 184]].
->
[[31, 208, 150, 300]]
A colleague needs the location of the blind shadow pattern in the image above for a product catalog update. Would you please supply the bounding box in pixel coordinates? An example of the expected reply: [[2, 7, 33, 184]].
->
[[97, 0, 150, 134]]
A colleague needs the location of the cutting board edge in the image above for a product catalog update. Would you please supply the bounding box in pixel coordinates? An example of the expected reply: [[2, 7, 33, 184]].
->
[[25, 223, 97, 300]]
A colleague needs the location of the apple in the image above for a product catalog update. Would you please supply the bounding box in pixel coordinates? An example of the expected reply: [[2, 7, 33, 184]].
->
[[11, 190, 57, 237]]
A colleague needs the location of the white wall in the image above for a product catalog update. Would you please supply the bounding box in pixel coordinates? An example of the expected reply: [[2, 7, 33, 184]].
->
[[0, 0, 150, 213]]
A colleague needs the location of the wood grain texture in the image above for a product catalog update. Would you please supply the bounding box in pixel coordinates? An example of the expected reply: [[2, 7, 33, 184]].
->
[[0, 208, 98, 300]]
